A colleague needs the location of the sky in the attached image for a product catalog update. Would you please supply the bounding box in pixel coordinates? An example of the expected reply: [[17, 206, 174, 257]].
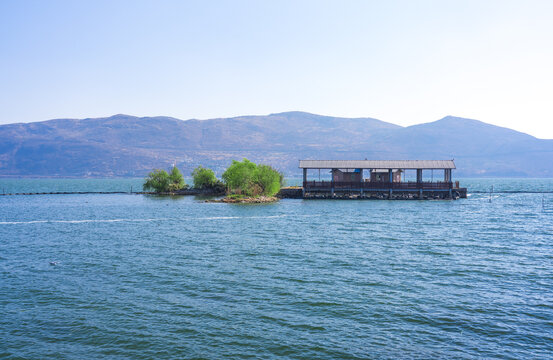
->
[[1, 0, 553, 138]]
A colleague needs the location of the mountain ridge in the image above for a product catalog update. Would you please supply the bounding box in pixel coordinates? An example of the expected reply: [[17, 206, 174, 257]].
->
[[0, 112, 551, 177]]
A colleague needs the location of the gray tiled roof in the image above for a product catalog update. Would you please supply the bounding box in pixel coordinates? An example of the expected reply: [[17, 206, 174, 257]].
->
[[299, 160, 456, 169]]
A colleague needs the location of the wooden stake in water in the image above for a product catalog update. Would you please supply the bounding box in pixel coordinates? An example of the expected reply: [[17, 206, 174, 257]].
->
[[489, 185, 493, 203]]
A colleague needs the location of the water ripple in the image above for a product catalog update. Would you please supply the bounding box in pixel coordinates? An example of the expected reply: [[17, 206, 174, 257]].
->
[[1, 184, 553, 359]]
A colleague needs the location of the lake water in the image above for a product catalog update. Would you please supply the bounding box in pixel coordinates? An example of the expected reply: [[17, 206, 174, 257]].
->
[[1, 179, 552, 359]]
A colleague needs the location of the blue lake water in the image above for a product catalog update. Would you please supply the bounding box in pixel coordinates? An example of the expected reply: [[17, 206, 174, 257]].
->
[[1, 179, 552, 359]]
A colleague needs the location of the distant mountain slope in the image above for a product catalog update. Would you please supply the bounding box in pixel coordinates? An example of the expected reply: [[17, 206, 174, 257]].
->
[[0, 112, 551, 177]]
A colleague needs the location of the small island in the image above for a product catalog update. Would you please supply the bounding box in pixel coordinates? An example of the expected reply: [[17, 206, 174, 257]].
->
[[143, 158, 284, 203]]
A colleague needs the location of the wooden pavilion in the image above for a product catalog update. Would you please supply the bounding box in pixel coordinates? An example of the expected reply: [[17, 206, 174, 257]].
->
[[299, 160, 466, 199]]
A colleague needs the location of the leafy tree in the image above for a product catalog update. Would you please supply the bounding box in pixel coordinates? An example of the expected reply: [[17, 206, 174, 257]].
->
[[192, 166, 218, 189], [254, 164, 283, 196], [143, 169, 170, 192], [168, 166, 185, 192], [222, 159, 257, 195], [222, 158, 283, 196], [143, 166, 185, 193]]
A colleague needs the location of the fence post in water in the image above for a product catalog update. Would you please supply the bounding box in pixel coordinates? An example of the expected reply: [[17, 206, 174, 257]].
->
[[489, 185, 493, 203]]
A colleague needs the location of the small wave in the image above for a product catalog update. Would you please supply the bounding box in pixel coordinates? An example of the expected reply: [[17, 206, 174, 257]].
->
[[197, 216, 241, 220], [197, 214, 319, 220], [0, 214, 318, 225], [0, 218, 167, 225], [0, 214, 320, 225]]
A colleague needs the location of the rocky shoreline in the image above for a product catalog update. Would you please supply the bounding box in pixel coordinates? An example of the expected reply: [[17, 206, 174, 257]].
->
[[206, 196, 278, 204]]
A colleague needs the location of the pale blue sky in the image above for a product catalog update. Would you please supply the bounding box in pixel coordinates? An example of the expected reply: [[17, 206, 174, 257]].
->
[[1, 0, 552, 138]]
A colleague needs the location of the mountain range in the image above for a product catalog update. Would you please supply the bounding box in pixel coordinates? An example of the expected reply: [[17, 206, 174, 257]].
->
[[1, 111, 552, 177]]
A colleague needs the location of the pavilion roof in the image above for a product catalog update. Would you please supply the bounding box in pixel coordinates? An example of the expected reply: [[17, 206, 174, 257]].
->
[[299, 160, 456, 170]]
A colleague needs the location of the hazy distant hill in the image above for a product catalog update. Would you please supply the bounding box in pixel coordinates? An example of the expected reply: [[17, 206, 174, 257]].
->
[[0, 111, 552, 177]]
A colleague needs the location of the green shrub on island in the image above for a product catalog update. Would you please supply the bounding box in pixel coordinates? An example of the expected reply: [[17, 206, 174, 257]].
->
[[191, 166, 224, 191], [222, 158, 256, 193], [168, 166, 186, 191], [254, 164, 283, 196], [222, 158, 283, 197], [143, 166, 186, 193]]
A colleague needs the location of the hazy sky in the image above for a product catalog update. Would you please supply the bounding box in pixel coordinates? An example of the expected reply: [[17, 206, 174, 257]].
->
[[1, 0, 552, 138]]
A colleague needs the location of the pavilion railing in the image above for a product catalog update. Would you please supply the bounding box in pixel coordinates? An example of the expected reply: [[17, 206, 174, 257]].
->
[[303, 181, 453, 190]]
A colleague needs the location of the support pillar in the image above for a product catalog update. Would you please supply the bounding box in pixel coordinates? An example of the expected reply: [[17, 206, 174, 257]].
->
[[444, 169, 451, 182], [448, 168, 453, 199], [360, 169, 364, 197], [302, 168, 307, 197], [389, 169, 393, 199], [417, 169, 423, 199]]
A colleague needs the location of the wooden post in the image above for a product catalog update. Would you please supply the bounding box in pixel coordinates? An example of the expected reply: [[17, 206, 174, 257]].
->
[[331, 169, 335, 197], [302, 168, 307, 197], [444, 169, 451, 182], [416, 169, 422, 199], [360, 168, 364, 197], [388, 169, 393, 198]]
